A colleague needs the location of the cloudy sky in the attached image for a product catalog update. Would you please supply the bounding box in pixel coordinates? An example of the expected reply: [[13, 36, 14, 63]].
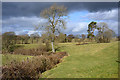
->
[[2, 2, 118, 36]]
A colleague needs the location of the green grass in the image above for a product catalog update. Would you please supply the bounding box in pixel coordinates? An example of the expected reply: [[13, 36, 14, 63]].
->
[[42, 41, 118, 78], [2, 44, 40, 66], [2, 54, 32, 65], [1, 41, 118, 78], [16, 44, 40, 49]]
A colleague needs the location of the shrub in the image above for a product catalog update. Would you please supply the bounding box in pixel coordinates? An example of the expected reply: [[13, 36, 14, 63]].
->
[[14, 44, 52, 56], [2, 32, 16, 53], [2, 60, 41, 79], [2, 52, 68, 79], [45, 41, 51, 52], [48, 54, 60, 65]]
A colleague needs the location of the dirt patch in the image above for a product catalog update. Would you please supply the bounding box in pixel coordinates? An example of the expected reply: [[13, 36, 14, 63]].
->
[[76, 43, 88, 45]]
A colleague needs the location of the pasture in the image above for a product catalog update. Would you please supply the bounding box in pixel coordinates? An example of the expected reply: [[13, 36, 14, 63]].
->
[[2, 54, 32, 65], [42, 41, 118, 78], [2, 41, 119, 78]]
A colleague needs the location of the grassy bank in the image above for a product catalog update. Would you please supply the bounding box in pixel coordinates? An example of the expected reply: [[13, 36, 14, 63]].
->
[[42, 41, 118, 78]]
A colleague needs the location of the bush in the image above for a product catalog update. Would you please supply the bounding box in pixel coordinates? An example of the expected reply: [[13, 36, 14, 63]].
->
[[95, 36, 111, 43], [2, 60, 41, 79], [45, 41, 51, 52], [14, 44, 52, 56], [2, 52, 68, 79], [2, 32, 16, 53]]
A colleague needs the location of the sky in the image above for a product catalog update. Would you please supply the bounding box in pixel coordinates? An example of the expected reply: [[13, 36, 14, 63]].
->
[[2, 2, 119, 36]]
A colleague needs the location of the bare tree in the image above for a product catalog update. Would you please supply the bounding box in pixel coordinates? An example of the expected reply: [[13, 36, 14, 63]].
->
[[39, 4, 67, 52], [96, 22, 115, 43]]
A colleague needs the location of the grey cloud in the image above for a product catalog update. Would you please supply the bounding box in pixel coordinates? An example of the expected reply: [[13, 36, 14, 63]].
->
[[86, 9, 118, 21], [2, 2, 118, 35], [63, 22, 88, 35], [2, 2, 118, 19], [2, 16, 47, 34], [105, 21, 118, 34]]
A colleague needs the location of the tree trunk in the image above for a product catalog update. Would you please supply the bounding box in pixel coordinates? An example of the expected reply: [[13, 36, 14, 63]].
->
[[51, 42, 55, 52]]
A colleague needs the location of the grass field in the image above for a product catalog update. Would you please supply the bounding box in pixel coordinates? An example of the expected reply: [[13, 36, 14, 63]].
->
[[2, 44, 40, 66], [2, 54, 32, 65], [42, 41, 118, 78], [2, 41, 118, 78], [17, 44, 40, 49]]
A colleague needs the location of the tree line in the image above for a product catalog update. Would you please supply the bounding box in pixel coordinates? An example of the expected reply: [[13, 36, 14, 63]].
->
[[2, 31, 85, 53]]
